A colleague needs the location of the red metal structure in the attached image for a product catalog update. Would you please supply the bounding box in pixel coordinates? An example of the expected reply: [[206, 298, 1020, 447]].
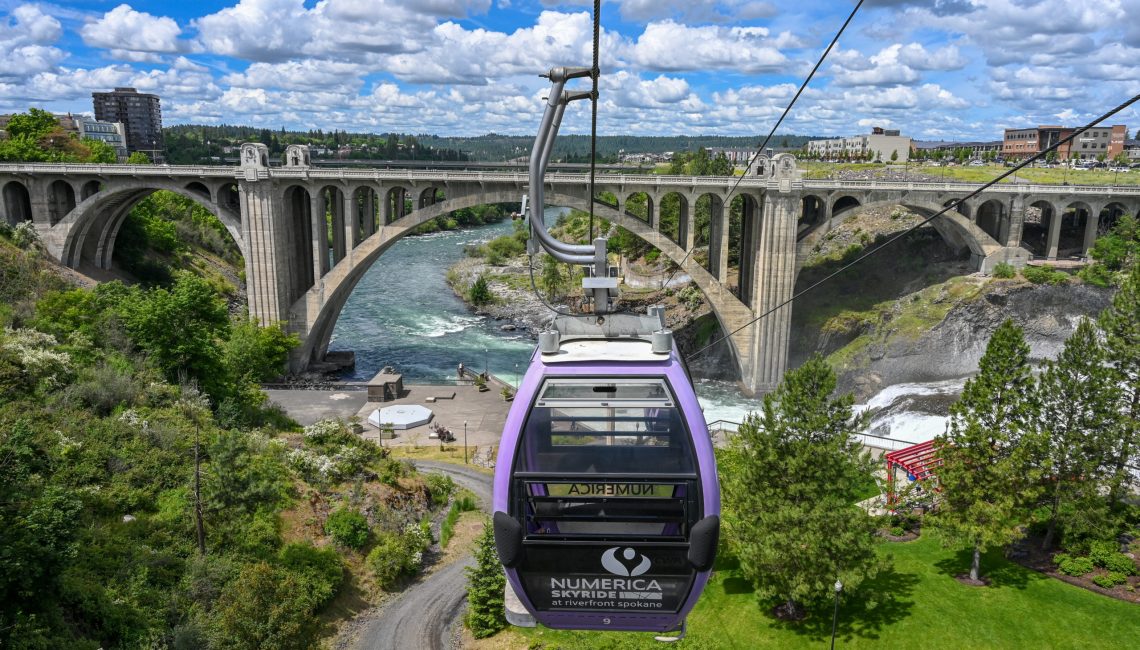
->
[[885, 440, 942, 507]]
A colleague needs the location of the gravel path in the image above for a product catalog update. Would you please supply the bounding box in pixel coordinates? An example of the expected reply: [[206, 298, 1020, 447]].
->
[[351, 461, 493, 650]]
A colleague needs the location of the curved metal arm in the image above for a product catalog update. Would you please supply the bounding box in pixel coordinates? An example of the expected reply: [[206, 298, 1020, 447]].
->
[[528, 73, 595, 263]]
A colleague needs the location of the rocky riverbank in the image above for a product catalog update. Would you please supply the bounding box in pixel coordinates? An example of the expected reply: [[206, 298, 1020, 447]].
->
[[827, 279, 1114, 400]]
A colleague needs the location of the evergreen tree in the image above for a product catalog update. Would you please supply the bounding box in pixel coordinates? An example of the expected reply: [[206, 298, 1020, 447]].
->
[[933, 319, 1039, 581], [1100, 262, 1140, 509], [465, 522, 506, 638], [724, 355, 880, 619], [1032, 319, 1119, 549]]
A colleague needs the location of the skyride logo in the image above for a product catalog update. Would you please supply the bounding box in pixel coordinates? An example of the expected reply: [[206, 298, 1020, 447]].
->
[[548, 547, 665, 610]]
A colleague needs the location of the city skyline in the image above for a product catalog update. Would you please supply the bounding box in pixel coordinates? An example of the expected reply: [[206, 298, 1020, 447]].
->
[[1, 1, 1139, 139]]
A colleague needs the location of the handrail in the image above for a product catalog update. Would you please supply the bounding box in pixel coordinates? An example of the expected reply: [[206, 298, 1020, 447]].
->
[[2, 163, 1138, 196]]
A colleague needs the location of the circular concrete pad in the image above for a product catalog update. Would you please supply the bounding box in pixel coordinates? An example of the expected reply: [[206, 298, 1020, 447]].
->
[[368, 404, 434, 430]]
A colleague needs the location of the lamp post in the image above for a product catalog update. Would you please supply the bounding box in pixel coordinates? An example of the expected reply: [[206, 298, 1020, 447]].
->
[[483, 348, 489, 378], [514, 363, 519, 391], [463, 420, 468, 464], [830, 579, 843, 650]]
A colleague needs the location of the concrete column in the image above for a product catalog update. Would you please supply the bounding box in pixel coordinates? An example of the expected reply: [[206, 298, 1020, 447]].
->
[[309, 193, 328, 280], [343, 193, 356, 257], [364, 189, 376, 237], [680, 196, 694, 251], [738, 195, 761, 306], [1005, 195, 1025, 247], [648, 197, 659, 230], [239, 180, 289, 326], [330, 191, 346, 263], [397, 188, 408, 219], [708, 197, 728, 282], [749, 190, 798, 393], [1082, 207, 1100, 256], [1046, 206, 1062, 260]]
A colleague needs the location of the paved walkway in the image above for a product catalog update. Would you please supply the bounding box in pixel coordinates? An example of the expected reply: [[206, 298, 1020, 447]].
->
[[264, 384, 513, 448]]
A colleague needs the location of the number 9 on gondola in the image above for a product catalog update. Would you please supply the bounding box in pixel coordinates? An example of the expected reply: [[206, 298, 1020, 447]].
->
[[492, 312, 720, 633]]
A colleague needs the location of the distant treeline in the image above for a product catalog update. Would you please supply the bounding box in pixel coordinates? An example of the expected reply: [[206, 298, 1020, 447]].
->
[[162, 124, 818, 164]]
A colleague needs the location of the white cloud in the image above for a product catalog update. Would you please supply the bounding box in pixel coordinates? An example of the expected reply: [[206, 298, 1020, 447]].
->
[[625, 21, 788, 73], [0, 4, 66, 81], [81, 5, 184, 54]]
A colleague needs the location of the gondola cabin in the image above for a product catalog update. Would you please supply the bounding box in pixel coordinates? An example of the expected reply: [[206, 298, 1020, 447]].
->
[[493, 311, 720, 633]]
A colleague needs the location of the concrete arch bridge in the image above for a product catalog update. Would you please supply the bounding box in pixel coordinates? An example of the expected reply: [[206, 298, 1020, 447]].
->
[[3, 145, 1138, 394]]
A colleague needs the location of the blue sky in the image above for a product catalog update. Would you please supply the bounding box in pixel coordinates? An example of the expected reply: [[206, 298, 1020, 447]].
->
[[1, 1, 1138, 139]]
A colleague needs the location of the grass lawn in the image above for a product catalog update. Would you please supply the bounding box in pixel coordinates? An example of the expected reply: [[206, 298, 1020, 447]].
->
[[496, 535, 1139, 649]]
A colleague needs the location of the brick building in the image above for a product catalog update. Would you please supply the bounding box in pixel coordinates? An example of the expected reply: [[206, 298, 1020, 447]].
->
[[1002, 124, 1127, 161]]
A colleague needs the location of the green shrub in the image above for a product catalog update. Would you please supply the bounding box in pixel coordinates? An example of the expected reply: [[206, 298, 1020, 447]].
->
[[1092, 572, 1129, 589], [1052, 553, 1071, 566], [277, 542, 344, 608], [366, 525, 430, 590], [425, 473, 455, 506], [325, 508, 370, 549], [1089, 540, 1137, 575], [889, 526, 906, 537], [992, 262, 1016, 279], [1058, 556, 1095, 576], [1021, 265, 1069, 285], [468, 275, 493, 305]]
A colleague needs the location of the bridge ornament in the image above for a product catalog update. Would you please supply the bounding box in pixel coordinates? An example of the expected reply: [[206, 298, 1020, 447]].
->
[[240, 143, 270, 181], [283, 144, 311, 169]]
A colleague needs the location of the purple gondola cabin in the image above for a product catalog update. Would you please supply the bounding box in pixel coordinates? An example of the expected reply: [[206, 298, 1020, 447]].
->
[[492, 312, 720, 633]]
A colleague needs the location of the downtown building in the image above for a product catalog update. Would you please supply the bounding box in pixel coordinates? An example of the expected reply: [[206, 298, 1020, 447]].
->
[[92, 87, 164, 162], [806, 127, 912, 162], [0, 112, 128, 161], [1002, 124, 1128, 161]]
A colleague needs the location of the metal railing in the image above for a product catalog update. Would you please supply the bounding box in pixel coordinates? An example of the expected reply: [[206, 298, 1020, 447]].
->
[[706, 418, 925, 451]]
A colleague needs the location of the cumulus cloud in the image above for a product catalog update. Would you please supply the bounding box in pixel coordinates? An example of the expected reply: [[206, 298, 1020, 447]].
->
[[0, 5, 66, 80], [81, 5, 185, 54], [625, 21, 788, 73]]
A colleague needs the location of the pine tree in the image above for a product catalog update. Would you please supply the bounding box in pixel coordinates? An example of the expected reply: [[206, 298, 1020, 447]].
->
[[464, 522, 506, 638], [1100, 262, 1140, 510], [933, 319, 1039, 582], [1032, 319, 1119, 550], [724, 355, 880, 619]]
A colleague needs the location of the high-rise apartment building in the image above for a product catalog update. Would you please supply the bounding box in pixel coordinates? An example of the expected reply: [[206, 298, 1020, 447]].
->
[[92, 87, 164, 162]]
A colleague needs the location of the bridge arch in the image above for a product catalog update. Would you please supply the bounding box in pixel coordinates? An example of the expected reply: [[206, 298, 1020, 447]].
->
[[1098, 202, 1129, 236], [48, 180, 76, 226], [1057, 200, 1094, 258], [81, 180, 101, 201], [2, 180, 32, 226], [659, 191, 688, 248], [625, 191, 653, 225], [831, 195, 862, 217], [975, 199, 1006, 244], [185, 181, 211, 200], [800, 198, 1000, 268], [292, 188, 752, 381], [58, 181, 245, 270], [799, 194, 827, 240]]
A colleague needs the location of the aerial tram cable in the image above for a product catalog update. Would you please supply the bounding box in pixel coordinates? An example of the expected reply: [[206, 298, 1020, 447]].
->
[[688, 92, 1140, 362], [721, 0, 865, 210], [655, 0, 865, 293]]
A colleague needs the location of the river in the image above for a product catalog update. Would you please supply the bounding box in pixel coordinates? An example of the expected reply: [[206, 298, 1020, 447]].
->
[[328, 209, 958, 442]]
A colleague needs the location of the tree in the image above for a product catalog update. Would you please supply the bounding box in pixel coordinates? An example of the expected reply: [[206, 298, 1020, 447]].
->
[[709, 152, 733, 176], [932, 319, 1038, 582], [539, 253, 565, 300], [890, 150, 899, 162], [1031, 319, 1119, 550], [1099, 262, 1140, 510], [4, 108, 57, 139], [724, 355, 880, 618], [116, 274, 230, 398], [689, 147, 711, 176], [127, 151, 152, 165], [222, 318, 299, 383], [465, 522, 506, 638], [83, 138, 117, 163]]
